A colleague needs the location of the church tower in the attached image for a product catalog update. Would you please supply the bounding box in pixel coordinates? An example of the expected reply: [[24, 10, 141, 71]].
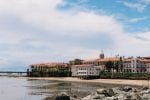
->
[[99, 50, 104, 59]]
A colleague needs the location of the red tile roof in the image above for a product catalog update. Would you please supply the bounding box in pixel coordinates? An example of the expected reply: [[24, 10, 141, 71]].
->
[[96, 57, 120, 62], [71, 64, 94, 67], [82, 57, 120, 63], [139, 59, 150, 63], [141, 57, 150, 59], [83, 59, 98, 62], [30, 62, 68, 68], [123, 58, 132, 63]]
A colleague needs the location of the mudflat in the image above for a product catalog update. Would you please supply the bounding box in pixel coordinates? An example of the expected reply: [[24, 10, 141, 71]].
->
[[26, 77, 150, 87]]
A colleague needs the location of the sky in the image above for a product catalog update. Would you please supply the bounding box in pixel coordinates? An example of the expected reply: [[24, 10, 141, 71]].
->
[[0, 0, 150, 71]]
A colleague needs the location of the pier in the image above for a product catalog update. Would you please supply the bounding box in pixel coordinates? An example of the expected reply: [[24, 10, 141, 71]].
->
[[0, 71, 27, 77]]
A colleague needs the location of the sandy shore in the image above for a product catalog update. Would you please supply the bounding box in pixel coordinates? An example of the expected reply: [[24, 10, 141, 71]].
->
[[25, 77, 150, 87]]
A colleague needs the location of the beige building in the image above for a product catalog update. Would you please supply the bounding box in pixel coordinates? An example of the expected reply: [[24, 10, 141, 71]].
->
[[29, 62, 69, 77], [30, 62, 68, 72]]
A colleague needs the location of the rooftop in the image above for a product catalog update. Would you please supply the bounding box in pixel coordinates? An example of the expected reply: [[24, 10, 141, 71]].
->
[[71, 64, 94, 67], [30, 62, 68, 67]]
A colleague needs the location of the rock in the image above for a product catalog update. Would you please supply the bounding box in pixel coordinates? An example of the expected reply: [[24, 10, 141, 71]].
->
[[116, 94, 125, 100], [96, 88, 115, 97], [108, 89, 116, 97], [132, 88, 138, 92], [73, 95, 77, 99], [96, 88, 107, 94], [92, 94, 105, 99], [142, 86, 149, 90], [43, 97, 53, 100], [55, 92, 70, 100], [82, 87, 150, 100], [122, 86, 132, 92], [81, 95, 92, 100], [131, 93, 141, 100], [112, 87, 121, 94], [55, 96, 70, 100], [141, 94, 150, 100], [104, 96, 115, 100], [141, 89, 150, 94], [124, 93, 132, 100]]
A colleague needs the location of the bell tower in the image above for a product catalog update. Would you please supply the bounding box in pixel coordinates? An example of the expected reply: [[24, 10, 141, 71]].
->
[[99, 50, 104, 59]]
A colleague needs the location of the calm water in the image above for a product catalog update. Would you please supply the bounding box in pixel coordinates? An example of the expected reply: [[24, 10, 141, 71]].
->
[[0, 77, 130, 100]]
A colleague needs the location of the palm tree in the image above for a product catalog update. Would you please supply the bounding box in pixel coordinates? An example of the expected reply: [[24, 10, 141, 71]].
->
[[105, 61, 114, 72], [114, 61, 119, 72], [119, 57, 123, 72], [105, 61, 115, 78]]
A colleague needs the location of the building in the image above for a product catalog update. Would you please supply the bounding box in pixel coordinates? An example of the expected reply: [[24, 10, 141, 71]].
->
[[71, 55, 122, 78], [123, 58, 132, 72], [71, 64, 101, 79], [82, 57, 122, 72], [122, 57, 150, 73], [29, 51, 150, 78], [30, 62, 70, 77], [140, 57, 150, 73]]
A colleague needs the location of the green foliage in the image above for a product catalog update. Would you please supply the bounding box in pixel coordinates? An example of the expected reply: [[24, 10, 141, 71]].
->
[[100, 72, 150, 80], [74, 59, 83, 65], [105, 61, 114, 72], [30, 69, 41, 77], [30, 69, 70, 77], [69, 59, 83, 65]]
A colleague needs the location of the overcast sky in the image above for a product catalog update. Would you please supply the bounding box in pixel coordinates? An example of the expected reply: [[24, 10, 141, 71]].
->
[[0, 0, 150, 71]]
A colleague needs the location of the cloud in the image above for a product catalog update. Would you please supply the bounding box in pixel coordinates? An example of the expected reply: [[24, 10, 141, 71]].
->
[[141, 0, 150, 4], [0, 0, 150, 70], [128, 17, 148, 23], [134, 31, 150, 42], [118, 1, 146, 12]]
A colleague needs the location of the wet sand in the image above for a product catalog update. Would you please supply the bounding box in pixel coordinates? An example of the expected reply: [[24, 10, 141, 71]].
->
[[25, 77, 150, 87]]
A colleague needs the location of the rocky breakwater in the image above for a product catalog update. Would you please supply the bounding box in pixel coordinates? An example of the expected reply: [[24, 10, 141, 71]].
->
[[82, 86, 150, 100], [44, 92, 77, 100]]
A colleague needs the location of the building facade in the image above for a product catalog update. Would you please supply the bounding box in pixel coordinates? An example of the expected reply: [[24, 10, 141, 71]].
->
[[30, 62, 70, 77], [71, 64, 100, 79], [29, 52, 150, 78], [123, 57, 150, 73]]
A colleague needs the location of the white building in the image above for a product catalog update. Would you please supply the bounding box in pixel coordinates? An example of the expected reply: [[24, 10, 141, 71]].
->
[[123, 57, 149, 73], [71, 54, 150, 79], [123, 58, 132, 72], [145, 63, 150, 72], [71, 64, 101, 78]]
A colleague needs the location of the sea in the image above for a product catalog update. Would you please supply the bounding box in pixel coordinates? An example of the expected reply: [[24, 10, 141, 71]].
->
[[0, 76, 131, 100]]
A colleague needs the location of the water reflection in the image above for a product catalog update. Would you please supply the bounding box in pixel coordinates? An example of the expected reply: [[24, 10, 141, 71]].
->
[[0, 77, 135, 100], [26, 79, 120, 99]]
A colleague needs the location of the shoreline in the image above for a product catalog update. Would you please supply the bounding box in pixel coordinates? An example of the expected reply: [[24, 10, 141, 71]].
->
[[24, 77, 150, 87]]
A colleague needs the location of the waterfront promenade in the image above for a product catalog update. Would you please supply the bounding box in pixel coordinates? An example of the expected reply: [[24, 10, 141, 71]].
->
[[26, 77, 150, 87]]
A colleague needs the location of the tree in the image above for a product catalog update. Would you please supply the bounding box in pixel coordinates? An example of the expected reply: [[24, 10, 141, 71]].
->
[[119, 57, 123, 72], [105, 61, 114, 72], [114, 61, 119, 72], [69, 59, 83, 65]]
